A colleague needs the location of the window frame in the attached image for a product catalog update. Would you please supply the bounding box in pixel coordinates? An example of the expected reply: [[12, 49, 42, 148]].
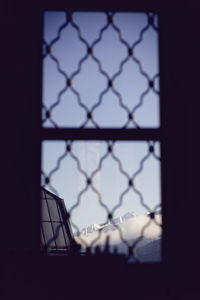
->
[[2, 1, 195, 297]]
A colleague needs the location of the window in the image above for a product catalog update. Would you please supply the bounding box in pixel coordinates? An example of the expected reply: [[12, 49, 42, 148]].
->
[[41, 10, 162, 263], [41, 187, 75, 253], [3, 2, 195, 297]]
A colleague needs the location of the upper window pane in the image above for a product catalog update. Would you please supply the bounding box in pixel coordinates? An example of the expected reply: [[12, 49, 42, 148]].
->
[[42, 11, 160, 128]]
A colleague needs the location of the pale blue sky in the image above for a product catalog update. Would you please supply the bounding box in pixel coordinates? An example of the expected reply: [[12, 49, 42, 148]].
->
[[42, 140, 161, 230], [42, 11, 161, 231]]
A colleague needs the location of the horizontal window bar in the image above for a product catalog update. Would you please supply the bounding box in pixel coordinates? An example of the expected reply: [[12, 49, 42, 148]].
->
[[41, 128, 161, 141]]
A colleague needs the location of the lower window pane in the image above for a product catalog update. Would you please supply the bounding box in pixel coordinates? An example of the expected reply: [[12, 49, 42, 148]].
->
[[41, 140, 162, 262]]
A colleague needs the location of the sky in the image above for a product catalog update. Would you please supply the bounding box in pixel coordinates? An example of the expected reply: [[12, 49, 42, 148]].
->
[[41, 11, 161, 233]]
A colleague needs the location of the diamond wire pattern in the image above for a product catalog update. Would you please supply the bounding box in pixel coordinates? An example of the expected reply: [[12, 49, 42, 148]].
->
[[42, 11, 159, 128], [42, 140, 161, 262], [42, 11, 161, 261]]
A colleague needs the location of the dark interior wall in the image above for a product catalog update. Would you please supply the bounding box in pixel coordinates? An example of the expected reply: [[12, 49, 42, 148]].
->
[[1, 1, 42, 252], [1, 1, 200, 299], [160, 8, 200, 296]]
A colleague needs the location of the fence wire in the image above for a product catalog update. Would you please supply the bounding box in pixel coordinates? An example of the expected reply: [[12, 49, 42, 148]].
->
[[41, 140, 161, 262], [42, 11, 159, 128], [41, 11, 161, 263]]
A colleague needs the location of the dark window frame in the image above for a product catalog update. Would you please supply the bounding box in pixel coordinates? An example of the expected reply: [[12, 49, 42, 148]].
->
[[2, 1, 197, 297]]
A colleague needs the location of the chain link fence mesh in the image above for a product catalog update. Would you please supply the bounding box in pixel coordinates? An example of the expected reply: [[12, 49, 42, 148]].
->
[[42, 11, 159, 128], [41, 11, 161, 263]]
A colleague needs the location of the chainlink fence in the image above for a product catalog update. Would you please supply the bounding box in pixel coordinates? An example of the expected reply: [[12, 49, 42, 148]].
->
[[41, 11, 161, 263]]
